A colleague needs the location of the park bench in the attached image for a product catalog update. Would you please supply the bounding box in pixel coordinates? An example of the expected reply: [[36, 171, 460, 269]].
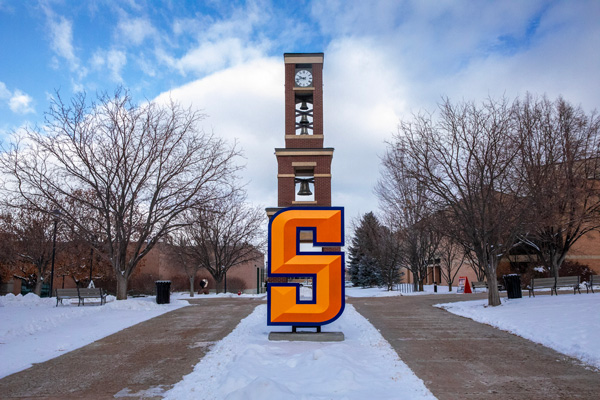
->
[[471, 281, 486, 293], [471, 281, 505, 293], [56, 287, 107, 306], [586, 275, 596, 294], [528, 276, 580, 297]]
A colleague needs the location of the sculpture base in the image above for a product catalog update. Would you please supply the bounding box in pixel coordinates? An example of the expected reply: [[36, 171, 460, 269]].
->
[[268, 331, 344, 342]]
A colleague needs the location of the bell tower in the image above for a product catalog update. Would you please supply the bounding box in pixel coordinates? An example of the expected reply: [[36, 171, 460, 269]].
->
[[267, 52, 334, 218]]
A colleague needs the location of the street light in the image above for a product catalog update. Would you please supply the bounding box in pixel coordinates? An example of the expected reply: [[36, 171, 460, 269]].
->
[[49, 209, 61, 297]]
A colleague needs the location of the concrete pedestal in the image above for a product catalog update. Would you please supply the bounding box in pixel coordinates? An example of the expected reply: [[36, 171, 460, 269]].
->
[[268, 331, 344, 342]]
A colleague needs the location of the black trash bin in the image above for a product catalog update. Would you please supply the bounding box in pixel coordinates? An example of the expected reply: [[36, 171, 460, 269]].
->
[[503, 274, 522, 299], [155, 280, 171, 304]]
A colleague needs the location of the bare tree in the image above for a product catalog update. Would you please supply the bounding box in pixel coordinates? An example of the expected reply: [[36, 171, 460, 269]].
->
[[461, 244, 486, 282], [166, 228, 201, 297], [377, 143, 441, 291], [1, 88, 241, 299], [181, 192, 265, 293], [437, 236, 467, 292], [516, 95, 600, 280], [0, 202, 59, 295], [385, 98, 527, 306], [376, 224, 404, 291], [54, 229, 111, 289], [0, 208, 17, 286]]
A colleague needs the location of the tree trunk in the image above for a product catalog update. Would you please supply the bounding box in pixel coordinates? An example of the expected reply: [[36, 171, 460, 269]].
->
[[189, 276, 195, 297], [551, 252, 563, 281], [33, 278, 43, 296], [448, 283, 453, 292], [486, 271, 501, 306], [418, 279, 424, 292], [116, 273, 128, 300]]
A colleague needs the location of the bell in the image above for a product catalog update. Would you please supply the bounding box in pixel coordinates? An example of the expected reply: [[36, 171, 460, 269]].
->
[[299, 101, 309, 111], [297, 180, 312, 196], [299, 114, 309, 135]]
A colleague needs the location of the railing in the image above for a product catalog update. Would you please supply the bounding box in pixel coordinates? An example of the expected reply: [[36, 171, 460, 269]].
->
[[396, 283, 414, 293]]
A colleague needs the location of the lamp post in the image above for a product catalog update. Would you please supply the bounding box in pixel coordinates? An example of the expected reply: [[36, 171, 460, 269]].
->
[[89, 246, 93, 284], [89, 235, 96, 286], [49, 209, 61, 297]]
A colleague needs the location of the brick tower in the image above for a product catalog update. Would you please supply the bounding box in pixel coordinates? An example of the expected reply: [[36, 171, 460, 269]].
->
[[266, 52, 334, 221]]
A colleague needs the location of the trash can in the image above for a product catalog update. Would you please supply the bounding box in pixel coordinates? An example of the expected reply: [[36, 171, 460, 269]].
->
[[503, 274, 522, 299], [155, 280, 171, 304]]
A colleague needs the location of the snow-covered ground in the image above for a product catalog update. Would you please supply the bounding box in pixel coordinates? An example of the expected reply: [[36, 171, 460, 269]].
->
[[163, 303, 435, 400], [0, 293, 188, 378], [436, 292, 600, 369], [171, 291, 268, 300], [345, 283, 460, 297], [2, 287, 599, 398]]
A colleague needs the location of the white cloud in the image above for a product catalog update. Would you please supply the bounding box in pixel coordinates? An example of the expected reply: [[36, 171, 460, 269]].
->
[[90, 51, 105, 69], [151, 0, 600, 229], [13, 0, 596, 231], [48, 15, 77, 65], [90, 49, 127, 82], [107, 50, 127, 82], [116, 17, 156, 46], [313, 38, 413, 225], [152, 44, 408, 229], [40, 2, 87, 88], [9, 90, 35, 114], [136, 53, 157, 77], [157, 1, 270, 77], [154, 57, 283, 210], [176, 38, 267, 76], [0, 81, 10, 99], [0, 83, 35, 114]]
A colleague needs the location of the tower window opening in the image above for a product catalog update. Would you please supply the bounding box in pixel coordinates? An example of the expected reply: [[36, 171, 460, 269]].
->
[[295, 96, 313, 135]]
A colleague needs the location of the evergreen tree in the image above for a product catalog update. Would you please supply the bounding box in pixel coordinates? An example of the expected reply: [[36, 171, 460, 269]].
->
[[348, 212, 382, 287], [357, 256, 382, 287]]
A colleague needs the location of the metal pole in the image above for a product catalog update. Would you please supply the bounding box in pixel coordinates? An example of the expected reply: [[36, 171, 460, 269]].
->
[[50, 218, 58, 297], [89, 246, 93, 283], [224, 270, 227, 293], [256, 266, 259, 294]]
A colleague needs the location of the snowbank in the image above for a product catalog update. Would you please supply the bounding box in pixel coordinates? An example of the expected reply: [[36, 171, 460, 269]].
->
[[0, 293, 188, 378], [163, 304, 435, 400], [436, 293, 600, 369]]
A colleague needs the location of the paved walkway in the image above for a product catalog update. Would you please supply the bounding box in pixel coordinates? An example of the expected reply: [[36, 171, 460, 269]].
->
[[0, 298, 260, 400], [349, 294, 600, 400], [3, 294, 599, 399]]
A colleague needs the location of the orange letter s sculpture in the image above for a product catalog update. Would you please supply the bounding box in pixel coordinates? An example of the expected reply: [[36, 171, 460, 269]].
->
[[268, 207, 345, 326]]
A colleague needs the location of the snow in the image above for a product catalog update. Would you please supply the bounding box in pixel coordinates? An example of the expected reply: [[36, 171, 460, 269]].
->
[[0, 293, 189, 379], [114, 385, 168, 398], [3, 287, 599, 398], [171, 291, 268, 300], [163, 304, 435, 400], [436, 293, 600, 369], [345, 283, 460, 297]]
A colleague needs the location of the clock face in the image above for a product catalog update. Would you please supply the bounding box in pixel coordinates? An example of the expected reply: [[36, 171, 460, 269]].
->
[[295, 69, 313, 87]]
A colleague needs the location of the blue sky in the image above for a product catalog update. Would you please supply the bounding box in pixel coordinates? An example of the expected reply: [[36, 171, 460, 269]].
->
[[1, 0, 599, 230]]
